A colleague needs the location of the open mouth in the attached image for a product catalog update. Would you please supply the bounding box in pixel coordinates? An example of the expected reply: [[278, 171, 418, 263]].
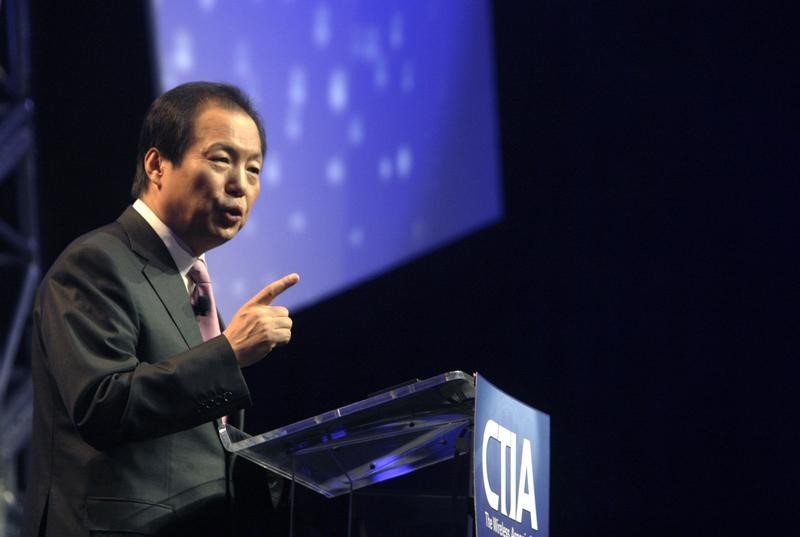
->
[[220, 205, 243, 218], [217, 205, 244, 225]]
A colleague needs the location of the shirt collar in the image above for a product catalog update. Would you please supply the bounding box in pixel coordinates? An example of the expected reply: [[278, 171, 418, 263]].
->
[[132, 199, 205, 293]]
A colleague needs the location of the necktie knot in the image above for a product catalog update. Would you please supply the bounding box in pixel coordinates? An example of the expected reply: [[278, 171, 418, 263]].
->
[[189, 259, 212, 285]]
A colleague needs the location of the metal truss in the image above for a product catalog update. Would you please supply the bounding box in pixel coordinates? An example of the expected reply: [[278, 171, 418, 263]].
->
[[0, 0, 38, 534]]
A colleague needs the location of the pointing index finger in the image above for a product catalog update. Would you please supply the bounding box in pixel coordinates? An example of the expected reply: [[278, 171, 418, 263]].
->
[[251, 273, 300, 305]]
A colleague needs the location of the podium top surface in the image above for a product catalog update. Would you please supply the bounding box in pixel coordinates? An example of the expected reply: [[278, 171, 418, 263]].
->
[[220, 370, 475, 497]]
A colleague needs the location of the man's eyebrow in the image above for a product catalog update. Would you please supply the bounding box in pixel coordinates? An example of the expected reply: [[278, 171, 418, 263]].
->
[[206, 142, 262, 161]]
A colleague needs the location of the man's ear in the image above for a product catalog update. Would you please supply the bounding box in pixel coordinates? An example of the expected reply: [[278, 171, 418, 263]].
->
[[143, 148, 165, 188]]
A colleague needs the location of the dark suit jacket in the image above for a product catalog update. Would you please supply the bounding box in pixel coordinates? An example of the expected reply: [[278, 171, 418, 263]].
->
[[22, 207, 253, 537]]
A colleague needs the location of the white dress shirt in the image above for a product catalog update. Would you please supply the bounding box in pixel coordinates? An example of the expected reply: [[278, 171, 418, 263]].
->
[[132, 198, 205, 296]]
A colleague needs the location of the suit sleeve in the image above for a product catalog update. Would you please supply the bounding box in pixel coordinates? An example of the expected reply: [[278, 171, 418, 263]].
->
[[36, 239, 251, 450]]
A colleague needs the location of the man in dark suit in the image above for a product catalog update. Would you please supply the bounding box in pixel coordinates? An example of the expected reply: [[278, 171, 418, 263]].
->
[[22, 82, 298, 536]]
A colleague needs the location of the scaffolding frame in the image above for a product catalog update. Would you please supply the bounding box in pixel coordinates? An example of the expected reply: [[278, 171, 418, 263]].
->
[[0, 0, 38, 533]]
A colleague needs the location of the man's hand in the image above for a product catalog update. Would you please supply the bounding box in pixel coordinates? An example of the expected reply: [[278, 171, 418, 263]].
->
[[222, 273, 300, 367]]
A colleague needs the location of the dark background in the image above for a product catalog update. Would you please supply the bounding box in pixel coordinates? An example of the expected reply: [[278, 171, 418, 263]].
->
[[28, 1, 795, 535]]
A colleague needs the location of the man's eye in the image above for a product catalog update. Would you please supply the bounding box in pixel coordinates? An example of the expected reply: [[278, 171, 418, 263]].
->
[[248, 167, 261, 175], [211, 156, 230, 164]]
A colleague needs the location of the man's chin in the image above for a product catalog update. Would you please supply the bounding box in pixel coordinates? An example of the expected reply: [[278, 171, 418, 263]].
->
[[190, 229, 235, 254], [214, 224, 243, 242]]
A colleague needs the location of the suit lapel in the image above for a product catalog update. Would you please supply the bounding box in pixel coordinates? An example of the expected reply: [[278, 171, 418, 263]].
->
[[117, 207, 203, 349]]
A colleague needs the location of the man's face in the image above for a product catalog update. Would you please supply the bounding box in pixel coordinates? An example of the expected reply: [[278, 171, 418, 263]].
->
[[155, 104, 263, 255]]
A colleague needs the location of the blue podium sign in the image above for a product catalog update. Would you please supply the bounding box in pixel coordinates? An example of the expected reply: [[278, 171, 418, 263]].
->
[[474, 374, 550, 537]]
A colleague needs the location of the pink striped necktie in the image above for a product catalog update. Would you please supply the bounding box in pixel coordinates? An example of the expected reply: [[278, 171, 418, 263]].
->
[[188, 259, 227, 424], [188, 259, 221, 341]]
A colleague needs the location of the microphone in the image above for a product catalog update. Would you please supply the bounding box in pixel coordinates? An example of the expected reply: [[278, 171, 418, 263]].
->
[[193, 295, 211, 316]]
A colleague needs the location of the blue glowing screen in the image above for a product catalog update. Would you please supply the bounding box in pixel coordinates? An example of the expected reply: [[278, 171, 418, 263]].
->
[[150, 0, 503, 314]]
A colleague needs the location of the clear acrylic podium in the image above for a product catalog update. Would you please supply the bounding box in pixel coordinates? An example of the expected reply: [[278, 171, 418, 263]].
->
[[218, 371, 475, 499]]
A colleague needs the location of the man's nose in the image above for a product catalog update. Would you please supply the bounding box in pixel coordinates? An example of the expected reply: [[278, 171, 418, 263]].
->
[[226, 166, 247, 196]]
